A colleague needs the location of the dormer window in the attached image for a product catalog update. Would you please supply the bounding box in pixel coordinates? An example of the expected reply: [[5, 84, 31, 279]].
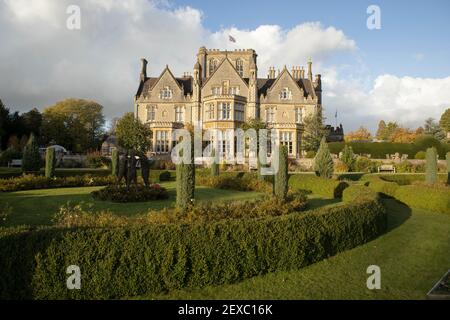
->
[[280, 88, 292, 100], [160, 86, 172, 99], [236, 59, 243, 77]]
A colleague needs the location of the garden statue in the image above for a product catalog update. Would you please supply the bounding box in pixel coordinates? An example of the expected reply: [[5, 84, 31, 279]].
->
[[126, 150, 138, 188], [117, 152, 128, 184], [140, 153, 150, 187]]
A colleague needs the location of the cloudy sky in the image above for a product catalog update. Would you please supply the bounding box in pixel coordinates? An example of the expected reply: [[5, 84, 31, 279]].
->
[[1, 0, 449, 132]]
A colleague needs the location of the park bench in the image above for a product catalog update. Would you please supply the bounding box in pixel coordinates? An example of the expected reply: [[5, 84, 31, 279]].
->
[[378, 164, 396, 173], [8, 159, 22, 167]]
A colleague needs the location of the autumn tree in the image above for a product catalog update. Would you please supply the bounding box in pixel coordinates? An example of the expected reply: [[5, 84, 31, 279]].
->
[[439, 108, 450, 137], [344, 126, 372, 142]]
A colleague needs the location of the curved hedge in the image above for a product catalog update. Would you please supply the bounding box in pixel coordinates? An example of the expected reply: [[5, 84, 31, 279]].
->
[[342, 185, 379, 203], [0, 196, 386, 299], [289, 174, 349, 198], [363, 176, 399, 197], [394, 185, 450, 215]]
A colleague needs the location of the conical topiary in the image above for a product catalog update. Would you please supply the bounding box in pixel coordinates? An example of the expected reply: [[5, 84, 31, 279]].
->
[[314, 137, 334, 179], [45, 147, 56, 178], [111, 148, 119, 177], [210, 148, 219, 176], [22, 133, 41, 173], [274, 145, 288, 200], [425, 147, 438, 184]]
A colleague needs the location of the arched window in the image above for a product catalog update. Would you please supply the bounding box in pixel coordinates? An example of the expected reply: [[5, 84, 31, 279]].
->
[[209, 59, 217, 76], [236, 59, 243, 77]]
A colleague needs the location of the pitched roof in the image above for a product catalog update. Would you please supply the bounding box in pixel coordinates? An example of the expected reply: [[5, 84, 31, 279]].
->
[[136, 76, 193, 98], [257, 77, 315, 98]]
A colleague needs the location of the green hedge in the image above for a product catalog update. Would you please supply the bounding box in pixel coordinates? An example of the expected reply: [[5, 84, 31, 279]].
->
[[289, 174, 349, 198], [0, 197, 387, 299], [394, 185, 450, 215], [363, 176, 399, 197], [342, 185, 379, 203]]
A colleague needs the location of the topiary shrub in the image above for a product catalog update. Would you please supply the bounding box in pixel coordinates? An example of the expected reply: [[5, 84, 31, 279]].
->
[[426, 147, 438, 184], [289, 174, 349, 198], [364, 175, 399, 197], [176, 152, 195, 212], [414, 151, 426, 159], [341, 144, 355, 172], [314, 137, 334, 178], [394, 184, 450, 214], [21, 133, 40, 173], [196, 172, 272, 193], [342, 185, 379, 203], [210, 148, 219, 177], [274, 145, 288, 200], [111, 148, 119, 177], [45, 147, 56, 178], [91, 184, 168, 202]]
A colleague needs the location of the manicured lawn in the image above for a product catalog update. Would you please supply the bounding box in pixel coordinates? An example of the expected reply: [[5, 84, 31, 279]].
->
[[135, 199, 450, 300], [0, 182, 262, 227]]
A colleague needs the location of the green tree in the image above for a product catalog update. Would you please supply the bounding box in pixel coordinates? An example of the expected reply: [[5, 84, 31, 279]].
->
[[41, 99, 105, 151], [115, 112, 151, 153], [274, 145, 288, 200], [314, 137, 334, 179], [439, 108, 450, 135], [45, 147, 56, 178], [303, 112, 326, 152], [375, 120, 387, 140], [22, 133, 41, 173], [424, 117, 445, 141], [21, 108, 42, 137], [341, 144, 355, 172], [425, 147, 437, 184]]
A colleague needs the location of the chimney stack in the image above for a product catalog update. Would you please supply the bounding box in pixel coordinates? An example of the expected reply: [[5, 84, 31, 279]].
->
[[307, 58, 313, 81], [140, 58, 148, 82]]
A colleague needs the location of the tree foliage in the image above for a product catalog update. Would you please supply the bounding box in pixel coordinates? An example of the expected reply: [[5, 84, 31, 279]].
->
[[41, 99, 105, 152], [345, 126, 372, 142], [115, 112, 151, 153], [439, 108, 450, 134], [314, 137, 334, 179], [22, 133, 41, 173], [302, 113, 326, 152], [424, 117, 445, 141]]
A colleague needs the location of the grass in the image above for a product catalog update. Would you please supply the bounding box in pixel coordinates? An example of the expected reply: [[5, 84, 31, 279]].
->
[[134, 199, 450, 300], [0, 182, 261, 227]]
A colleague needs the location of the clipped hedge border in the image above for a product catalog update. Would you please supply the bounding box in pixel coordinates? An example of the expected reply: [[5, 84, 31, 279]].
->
[[289, 174, 349, 198], [342, 185, 379, 203], [0, 196, 387, 299]]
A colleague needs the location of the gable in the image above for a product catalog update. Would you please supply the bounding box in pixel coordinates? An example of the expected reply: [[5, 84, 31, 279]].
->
[[202, 58, 249, 96], [263, 69, 306, 103]]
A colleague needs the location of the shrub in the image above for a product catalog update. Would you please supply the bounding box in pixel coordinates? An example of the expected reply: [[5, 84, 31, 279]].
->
[[289, 174, 349, 198], [0, 196, 386, 299], [111, 148, 119, 177], [91, 184, 168, 203], [341, 145, 355, 171], [314, 137, 334, 178], [342, 185, 379, 203], [334, 160, 348, 173], [210, 148, 219, 177], [21, 133, 40, 173], [414, 151, 426, 159], [0, 147, 22, 166], [394, 184, 450, 214], [354, 156, 379, 173], [158, 170, 172, 181], [196, 172, 272, 193], [86, 151, 109, 169], [274, 145, 288, 200], [0, 174, 114, 192], [305, 150, 316, 158], [426, 147, 438, 184], [395, 160, 425, 173], [364, 175, 399, 197], [45, 148, 56, 178]]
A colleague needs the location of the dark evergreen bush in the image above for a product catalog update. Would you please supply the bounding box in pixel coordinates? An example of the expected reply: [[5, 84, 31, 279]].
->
[[91, 184, 168, 202], [21, 133, 40, 173], [45, 147, 56, 178], [314, 137, 334, 178], [159, 170, 172, 181], [274, 145, 288, 200]]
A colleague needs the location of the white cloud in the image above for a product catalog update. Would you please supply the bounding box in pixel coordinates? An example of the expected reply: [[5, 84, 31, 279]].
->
[[0, 0, 448, 134]]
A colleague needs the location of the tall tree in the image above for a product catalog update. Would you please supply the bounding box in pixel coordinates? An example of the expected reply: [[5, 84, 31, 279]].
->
[[302, 113, 326, 152], [424, 117, 445, 141], [41, 99, 105, 151], [439, 108, 450, 137], [375, 120, 387, 140], [345, 126, 372, 142], [115, 112, 151, 153], [22, 133, 41, 173], [314, 137, 334, 179]]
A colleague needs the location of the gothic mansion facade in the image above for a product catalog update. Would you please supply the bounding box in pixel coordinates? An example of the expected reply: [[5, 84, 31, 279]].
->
[[134, 47, 322, 158]]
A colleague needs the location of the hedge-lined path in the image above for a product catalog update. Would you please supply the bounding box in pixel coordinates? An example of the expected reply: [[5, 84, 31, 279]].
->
[[137, 199, 450, 300], [0, 183, 261, 227]]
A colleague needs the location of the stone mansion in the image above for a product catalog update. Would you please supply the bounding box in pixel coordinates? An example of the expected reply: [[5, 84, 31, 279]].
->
[[134, 47, 323, 158]]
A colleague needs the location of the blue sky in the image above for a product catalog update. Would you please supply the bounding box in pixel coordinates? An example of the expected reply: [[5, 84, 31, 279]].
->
[[0, 0, 449, 132], [172, 0, 450, 78]]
